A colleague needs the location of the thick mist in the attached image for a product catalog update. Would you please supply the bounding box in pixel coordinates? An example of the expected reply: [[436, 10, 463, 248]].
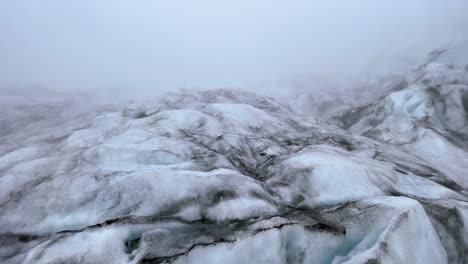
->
[[1, 0, 468, 104]]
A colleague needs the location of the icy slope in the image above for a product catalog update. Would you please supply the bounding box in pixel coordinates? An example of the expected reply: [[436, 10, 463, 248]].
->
[[331, 49, 468, 189], [0, 89, 467, 263]]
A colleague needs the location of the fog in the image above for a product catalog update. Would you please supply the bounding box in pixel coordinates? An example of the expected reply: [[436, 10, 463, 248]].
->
[[1, 0, 468, 101]]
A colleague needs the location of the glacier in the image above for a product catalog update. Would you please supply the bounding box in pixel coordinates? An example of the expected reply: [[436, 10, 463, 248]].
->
[[1, 51, 468, 263]]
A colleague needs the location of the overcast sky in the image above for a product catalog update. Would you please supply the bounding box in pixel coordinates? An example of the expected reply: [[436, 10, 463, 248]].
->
[[1, 0, 468, 98]]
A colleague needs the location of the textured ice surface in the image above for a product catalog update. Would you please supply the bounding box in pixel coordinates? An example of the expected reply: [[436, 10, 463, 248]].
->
[[332, 49, 468, 190], [1, 69, 467, 262]]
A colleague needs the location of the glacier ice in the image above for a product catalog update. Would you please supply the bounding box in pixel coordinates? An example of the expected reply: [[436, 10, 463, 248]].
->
[[1, 55, 468, 263]]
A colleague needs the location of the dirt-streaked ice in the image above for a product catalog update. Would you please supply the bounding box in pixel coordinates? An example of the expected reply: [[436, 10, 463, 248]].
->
[[1, 51, 467, 263]]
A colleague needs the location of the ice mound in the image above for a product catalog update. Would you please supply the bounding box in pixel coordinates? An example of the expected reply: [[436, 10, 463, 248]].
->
[[332, 49, 468, 190]]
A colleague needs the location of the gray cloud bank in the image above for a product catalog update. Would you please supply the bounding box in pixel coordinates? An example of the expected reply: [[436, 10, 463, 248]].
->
[[1, 0, 468, 102]]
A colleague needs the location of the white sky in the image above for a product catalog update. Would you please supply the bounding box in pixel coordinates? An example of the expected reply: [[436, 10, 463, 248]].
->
[[1, 0, 468, 98]]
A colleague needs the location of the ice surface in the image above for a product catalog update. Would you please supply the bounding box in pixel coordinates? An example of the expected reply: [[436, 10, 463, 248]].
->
[[1, 75, 467, 263], [333, 51, 468, 190], [0, 147, 40, 171], [267, 145, 459, 208]]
